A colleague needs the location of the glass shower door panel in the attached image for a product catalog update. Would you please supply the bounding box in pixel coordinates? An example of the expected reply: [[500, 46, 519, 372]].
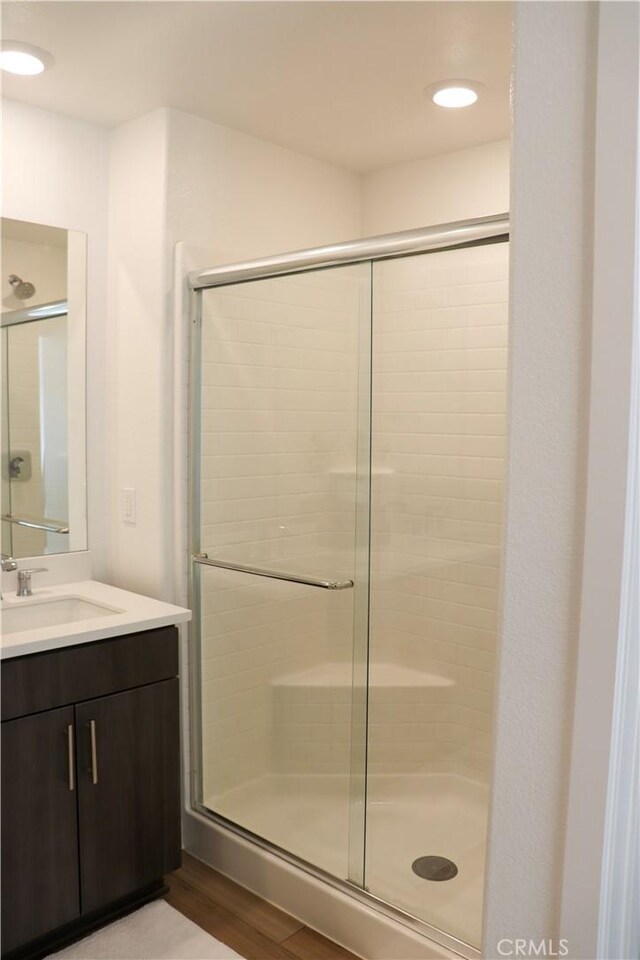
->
[[196, 264, 371, 883], [365, 243, 510, 947]]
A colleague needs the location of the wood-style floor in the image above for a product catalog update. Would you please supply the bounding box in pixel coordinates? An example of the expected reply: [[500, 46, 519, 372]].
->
[[166, 852, 362, 960]]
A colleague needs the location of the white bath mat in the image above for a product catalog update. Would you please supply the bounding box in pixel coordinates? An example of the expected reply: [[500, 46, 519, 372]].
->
[[48, 899, 244, 960]]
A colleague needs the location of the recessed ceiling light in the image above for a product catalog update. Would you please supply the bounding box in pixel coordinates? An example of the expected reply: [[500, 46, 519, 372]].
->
[[426, 81, 483, 109], [0, 41, 54, 76]]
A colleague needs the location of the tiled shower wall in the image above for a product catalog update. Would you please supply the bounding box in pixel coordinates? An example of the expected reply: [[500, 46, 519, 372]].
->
[[199, 266, 368, 800], [368, 242, 509, 782], [198, 242, 509, 801]]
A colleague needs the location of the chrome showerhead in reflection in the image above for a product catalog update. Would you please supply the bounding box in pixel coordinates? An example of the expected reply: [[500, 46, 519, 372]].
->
[[8, 274, 36, 300]]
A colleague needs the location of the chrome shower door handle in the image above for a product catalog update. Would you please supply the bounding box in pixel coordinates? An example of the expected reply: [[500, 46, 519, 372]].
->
[[88, 720, 98, 785], [192, 554, 354, 590]]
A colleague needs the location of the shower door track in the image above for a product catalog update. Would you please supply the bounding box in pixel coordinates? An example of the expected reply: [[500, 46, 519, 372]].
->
[[187, 212, 509, 960], [1, 299, 68, 327], [188, 212, 508, 289]]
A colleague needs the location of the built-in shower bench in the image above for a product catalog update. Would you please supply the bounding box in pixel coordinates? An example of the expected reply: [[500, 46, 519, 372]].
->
[[273, 660, 453, 693]]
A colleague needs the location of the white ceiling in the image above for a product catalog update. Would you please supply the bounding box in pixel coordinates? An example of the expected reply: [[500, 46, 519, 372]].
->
[[1, 1, 512, 173]]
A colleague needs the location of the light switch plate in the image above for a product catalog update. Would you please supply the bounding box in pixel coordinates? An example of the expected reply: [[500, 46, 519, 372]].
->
[[122, 488, 137, 524]]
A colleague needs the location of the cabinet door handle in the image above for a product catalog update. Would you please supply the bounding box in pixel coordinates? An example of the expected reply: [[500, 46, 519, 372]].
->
[[66, 723, 75, 792], [88, 720, 98, 785]]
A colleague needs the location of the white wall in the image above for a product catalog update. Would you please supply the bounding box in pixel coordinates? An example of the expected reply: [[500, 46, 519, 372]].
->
[[1, 99, 109, 574], [166, 108, 362, 263], [562, 5, 640, 959], [362, 140, 510, 236], [106, 109, 171, 599], [484, 2, 597, 953]]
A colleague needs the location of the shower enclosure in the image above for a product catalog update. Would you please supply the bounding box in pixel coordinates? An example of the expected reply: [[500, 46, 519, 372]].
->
[[188, 214, 509, 953]]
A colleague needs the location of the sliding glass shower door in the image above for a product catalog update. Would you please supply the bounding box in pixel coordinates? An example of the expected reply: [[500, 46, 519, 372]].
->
[[191, 263, 372, 884], [189, 218, 509, 952]]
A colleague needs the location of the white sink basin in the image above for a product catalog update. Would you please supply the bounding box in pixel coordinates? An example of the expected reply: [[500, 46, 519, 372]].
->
[[2, 596, 123, 634]]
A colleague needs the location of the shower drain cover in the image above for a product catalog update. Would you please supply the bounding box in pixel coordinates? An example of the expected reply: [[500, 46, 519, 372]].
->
[[411, 856, 458, 881]]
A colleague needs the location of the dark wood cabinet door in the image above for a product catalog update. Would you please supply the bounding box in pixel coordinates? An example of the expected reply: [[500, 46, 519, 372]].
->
[[1, 706, 81, 954], [75, 679, 181, 913]]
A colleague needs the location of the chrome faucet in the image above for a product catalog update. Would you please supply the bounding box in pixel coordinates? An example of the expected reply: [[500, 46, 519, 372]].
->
[[16, 567, 48, 598]]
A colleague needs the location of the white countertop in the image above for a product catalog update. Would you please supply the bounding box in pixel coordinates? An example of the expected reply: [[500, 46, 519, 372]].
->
[[0, 580, 192, 659]]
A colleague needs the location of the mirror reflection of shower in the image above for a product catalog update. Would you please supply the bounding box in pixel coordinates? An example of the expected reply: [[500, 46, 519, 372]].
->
[[1, 216, 88, 560], [8, 274, 36, 300]]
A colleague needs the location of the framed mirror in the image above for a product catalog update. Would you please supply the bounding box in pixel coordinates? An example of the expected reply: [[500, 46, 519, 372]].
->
[[1, 217, 87, 559]]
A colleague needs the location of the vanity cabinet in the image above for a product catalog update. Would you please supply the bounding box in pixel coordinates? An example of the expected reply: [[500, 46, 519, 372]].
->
[[1, 626, 181, 960]]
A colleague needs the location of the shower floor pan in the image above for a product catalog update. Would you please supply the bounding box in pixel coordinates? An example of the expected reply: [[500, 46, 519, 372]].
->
[[207, 771, 487, 949]]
